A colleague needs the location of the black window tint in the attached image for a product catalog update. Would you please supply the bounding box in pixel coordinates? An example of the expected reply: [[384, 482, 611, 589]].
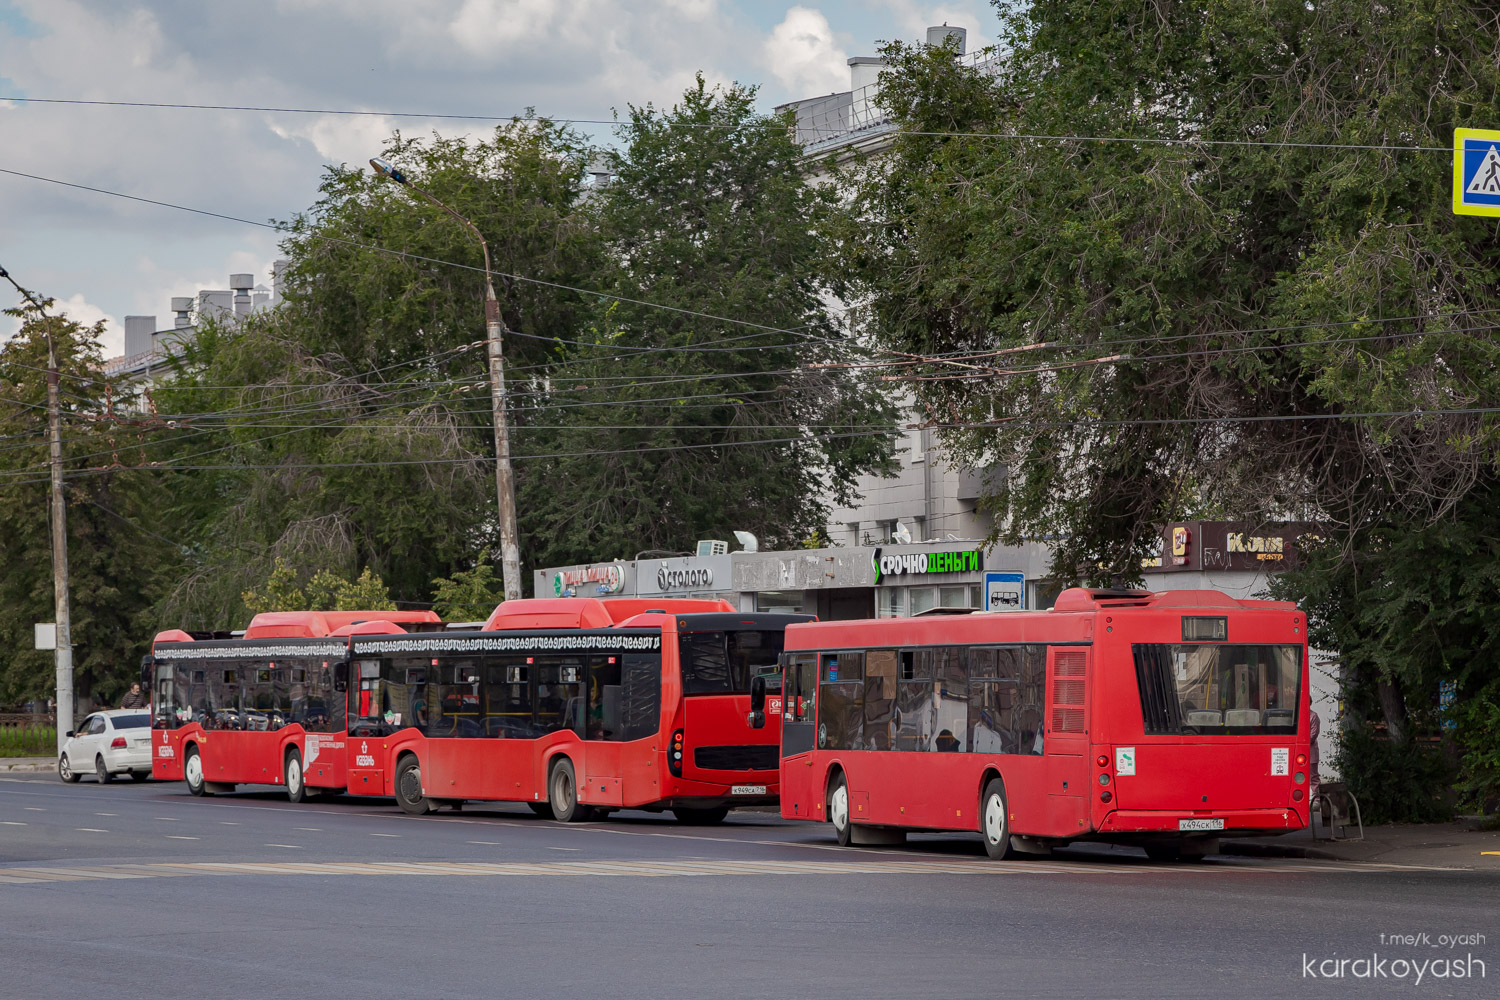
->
[[534, 657, 584, 736], [969, 679, 1020, 755], [932, 647, 967, 752], [862, 649, 898, 750], [821, 650, 864, 683], [729, 630, 785, 693], [894, 676, 933, 751], [818, 682, 863, 750], [1020, 646, 1047, 754], [784, 654, 817, 723], [431, 660, 482, 737], [619, 653, 662, 741], [587, 655, 622, 740], [113, 714, 150, 730], [679, 632, 731, 694]]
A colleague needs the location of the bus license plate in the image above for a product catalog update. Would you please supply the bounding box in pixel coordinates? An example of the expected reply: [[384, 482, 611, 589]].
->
[[1178, 818, 1224, 831], [731, 785, 767, 796]]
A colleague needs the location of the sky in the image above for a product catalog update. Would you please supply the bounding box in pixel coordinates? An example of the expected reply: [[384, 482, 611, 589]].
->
[[0, 0, 998, 355]]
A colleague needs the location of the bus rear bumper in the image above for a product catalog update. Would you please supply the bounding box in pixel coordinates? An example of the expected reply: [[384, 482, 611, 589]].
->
[[1096, 806, 1308, 834]]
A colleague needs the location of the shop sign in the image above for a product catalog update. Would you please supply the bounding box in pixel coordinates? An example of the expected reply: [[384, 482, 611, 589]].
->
[[872, 547, 983, 584], [658, 565, 713, 590], [552, 562, 626, 596]]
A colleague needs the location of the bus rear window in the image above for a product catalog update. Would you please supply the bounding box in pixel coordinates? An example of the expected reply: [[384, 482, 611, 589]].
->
[[1133, 644, 1301, 735], [679, 631, 785, 695]]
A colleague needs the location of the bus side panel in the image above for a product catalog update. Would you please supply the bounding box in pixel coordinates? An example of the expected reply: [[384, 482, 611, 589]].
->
[[580, 741, 624, 807], [304, 732, 347, 789], [779, 751, 819, 820], [152, 725, 191, 781], [852, 752, 978, 832], [425, 737, 491, 800], [616, 738, 663, 807]]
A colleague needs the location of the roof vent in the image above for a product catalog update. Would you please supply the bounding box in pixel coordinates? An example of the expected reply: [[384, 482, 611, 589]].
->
[[926, 24, 967, 54]]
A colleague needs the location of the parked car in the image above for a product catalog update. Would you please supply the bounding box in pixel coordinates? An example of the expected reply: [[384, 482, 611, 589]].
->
[[58, 710, 153, 783]]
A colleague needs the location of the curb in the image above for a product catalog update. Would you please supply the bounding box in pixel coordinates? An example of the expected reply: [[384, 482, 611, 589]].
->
[[0, 760, 55, 774], [1220, 839, 1340, 861]]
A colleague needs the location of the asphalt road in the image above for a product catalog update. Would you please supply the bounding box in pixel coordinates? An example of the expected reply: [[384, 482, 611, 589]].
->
[[2, 773, 1495, 1000]]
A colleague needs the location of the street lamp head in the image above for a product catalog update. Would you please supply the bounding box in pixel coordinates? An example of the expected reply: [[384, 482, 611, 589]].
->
[[369, 157, 407, 185]]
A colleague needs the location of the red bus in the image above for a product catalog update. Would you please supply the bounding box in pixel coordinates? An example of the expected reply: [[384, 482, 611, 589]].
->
[[341, 602, 811, 822], [149, 609, 441, 797], [770, 588, 1311, 860]]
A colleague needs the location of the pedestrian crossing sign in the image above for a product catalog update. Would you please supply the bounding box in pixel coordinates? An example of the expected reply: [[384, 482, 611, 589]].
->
[[1454, 128, 1500, 216]]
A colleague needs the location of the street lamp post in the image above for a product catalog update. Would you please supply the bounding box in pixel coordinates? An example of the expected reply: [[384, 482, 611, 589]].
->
[[1, 266, 74, 749], [369, 157, 522, 603]]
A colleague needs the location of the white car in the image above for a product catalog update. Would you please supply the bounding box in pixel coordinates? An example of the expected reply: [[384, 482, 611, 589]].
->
[[58, 709, 153, 784]]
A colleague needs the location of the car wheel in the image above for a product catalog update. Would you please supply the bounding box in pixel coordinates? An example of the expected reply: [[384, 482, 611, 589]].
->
[[672, 806, 730, 825], [58, 753, 80, 784], [394, 755, 436, 815], [981, 777, 1015, 860], [184, 745, 207, 796], [95, 755, 114, 784], [828, 773, 852, 847], [548, 759, 592, 822], [129, 771, 148, 782], [284, 749, 308, 803]]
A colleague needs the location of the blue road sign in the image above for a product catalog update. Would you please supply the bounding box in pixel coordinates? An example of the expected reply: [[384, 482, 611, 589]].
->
[[1454, 128, 1500, 216], [983, 571, 1025, 611]]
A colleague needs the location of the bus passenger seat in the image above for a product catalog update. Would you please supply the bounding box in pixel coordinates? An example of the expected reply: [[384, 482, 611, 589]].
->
[[1185, 710, 1223, 726], [1224, 709, 1262, 727]]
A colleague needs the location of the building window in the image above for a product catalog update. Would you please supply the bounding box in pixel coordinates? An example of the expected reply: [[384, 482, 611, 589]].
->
[[878, 589, 905, 618], [755, 590, 803, 613], [909, 587, 936, 615]]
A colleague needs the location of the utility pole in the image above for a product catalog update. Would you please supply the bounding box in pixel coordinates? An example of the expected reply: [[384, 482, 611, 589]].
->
[[1, 266, 73, 749], [368, 158, 523, 601]]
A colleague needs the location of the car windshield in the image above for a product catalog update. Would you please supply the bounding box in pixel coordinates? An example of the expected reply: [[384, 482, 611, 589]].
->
[[112, 714, 150, 730]]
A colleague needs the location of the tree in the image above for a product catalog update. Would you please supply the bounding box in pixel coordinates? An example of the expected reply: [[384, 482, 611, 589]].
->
[[241, 558, 396, 613], [431, 553, 505, 622], [516, 78, 897, 566], [0, 303, 179, 708]]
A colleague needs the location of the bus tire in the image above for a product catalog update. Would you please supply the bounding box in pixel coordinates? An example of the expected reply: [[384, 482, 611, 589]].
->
[[981, 777, 1015, 860], [184, 745, 207, 796], [58, 753, 80, 783], [548, 759, 592, 822], [284, 749, 308, 803], [394, 755, 436, 815], [672, 806, 729, 825], [828, 772, 852, 847]]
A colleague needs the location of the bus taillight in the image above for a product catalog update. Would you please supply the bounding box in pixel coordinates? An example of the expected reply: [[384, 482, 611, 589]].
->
[[669, 729, 684, 777], [1296, 753, 1307, 766], [1096, 754, 1109, 768]]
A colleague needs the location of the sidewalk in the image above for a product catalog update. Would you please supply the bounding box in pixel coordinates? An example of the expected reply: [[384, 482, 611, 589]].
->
[[0, 756, 54, 774], [1223, 821, 1500, 868]]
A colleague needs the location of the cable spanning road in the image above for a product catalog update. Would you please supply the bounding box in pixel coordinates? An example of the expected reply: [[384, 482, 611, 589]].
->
[[1, 773, 1493, 999]]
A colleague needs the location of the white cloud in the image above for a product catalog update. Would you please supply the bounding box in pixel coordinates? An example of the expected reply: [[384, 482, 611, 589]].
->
[[871, 1, 996, 53], [761, 7, 849, 97], [54, 293, 122, 357]]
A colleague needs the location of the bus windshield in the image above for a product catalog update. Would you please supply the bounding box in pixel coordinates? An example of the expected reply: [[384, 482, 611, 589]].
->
[[1133, 643, 1301, 735], [679, 630, 785, 695]]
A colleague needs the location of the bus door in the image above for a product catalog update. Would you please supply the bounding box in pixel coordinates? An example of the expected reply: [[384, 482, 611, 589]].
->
[[779, 652, 818, 818]]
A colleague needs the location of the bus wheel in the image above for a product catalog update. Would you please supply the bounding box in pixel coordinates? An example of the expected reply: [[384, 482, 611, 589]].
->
[[672, 806, 729, 825], [284, 749, 308, 803], [548, 759, 592, 822], [981, 778, 1015, 860], [184, 746, 207, 796], [526, 802, 551, 817], [394, 756, 436, 816], [828, 773, 852, 847]]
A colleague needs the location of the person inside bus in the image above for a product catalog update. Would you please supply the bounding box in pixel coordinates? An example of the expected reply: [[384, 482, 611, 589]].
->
[[934, 729, 962, 752]]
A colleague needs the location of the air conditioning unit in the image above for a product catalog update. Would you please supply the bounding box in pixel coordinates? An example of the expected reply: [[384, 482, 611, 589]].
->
[[696, 539, 728, 557]]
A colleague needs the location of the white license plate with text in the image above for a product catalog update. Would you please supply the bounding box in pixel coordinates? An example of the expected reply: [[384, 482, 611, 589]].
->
[[731, 784, 767, 796], [1178, 818, 1225, 831]]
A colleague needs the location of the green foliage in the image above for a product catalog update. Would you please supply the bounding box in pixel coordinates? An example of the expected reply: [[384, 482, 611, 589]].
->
[[516, 78, 896, 566], [241, 558, 396, 614], [848, 0, 1500, 583], [0, 725, 55, 757], [431, 553, 505, 622], [0, 304, 179, 708], [1332, 726, 1455, 825], [1454, 681, 1500, 814]]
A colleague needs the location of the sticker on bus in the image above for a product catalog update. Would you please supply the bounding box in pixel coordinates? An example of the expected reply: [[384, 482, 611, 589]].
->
[[731, 784, 767, 796], [1115, 747, 1136, 776], [1178, 818, 1225, 831], [1271, 747, 1289, 775], [157, 745, 175, 758]]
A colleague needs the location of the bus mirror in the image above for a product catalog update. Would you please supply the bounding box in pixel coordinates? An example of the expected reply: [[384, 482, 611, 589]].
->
[[139, 654, 154, 690], [750, 674, 767, 713], [333, 660, 349, 692]]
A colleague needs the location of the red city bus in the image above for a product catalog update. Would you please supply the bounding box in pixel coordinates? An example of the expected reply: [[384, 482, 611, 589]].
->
[[150, 610, 441, 797], [340, 601, 811, 822], [772, 588, 1311, 860]]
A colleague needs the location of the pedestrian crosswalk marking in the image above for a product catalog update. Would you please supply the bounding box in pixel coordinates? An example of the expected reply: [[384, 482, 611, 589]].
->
[[0, 856, 1461, 886]]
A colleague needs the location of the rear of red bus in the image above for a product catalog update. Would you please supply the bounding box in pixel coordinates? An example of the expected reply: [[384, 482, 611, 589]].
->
[[650, 612, 813, 814], [1082, 591, 1312, 852]]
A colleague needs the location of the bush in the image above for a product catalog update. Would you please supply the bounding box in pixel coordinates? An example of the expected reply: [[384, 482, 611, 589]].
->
[[1455, 682, 1500, 816], [1332, 726, 1455, 825]]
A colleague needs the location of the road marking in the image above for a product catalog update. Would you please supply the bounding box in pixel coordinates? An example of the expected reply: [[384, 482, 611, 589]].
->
[[547, 847, 581, 852], [23, 807, 44, 811], [165, 835, 199, 840], [0, 856, 1469, 887], [219, 822, 240, 826], [265, 844, 304, 849], [467, 841, 503, 846], [294, 827, 321, 832], [370, 833, 400, 838], [75, 828, 107, 833], [95, 812, 116, 817], [0, 821, 26, 826], [155, 817, 179, 822]]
